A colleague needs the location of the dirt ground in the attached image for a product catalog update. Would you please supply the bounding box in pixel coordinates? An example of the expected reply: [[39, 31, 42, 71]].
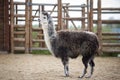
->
[[0, 54, 120, 80]]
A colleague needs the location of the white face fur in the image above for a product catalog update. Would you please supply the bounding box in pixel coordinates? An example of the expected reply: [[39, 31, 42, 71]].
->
[[41, 14, 48, 29], [40, 13, 54, 55]]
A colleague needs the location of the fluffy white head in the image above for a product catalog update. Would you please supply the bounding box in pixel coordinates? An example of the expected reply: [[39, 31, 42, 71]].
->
[[40, 12, 55, 55], [41, 14, 48, 30]]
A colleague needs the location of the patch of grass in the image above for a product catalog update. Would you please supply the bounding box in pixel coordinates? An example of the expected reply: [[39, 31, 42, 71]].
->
[[31, 50, 51, 55], [100, 53, 119, 57]]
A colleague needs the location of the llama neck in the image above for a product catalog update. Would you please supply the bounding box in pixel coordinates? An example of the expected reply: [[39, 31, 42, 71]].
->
[[42, 24, 56, 55]]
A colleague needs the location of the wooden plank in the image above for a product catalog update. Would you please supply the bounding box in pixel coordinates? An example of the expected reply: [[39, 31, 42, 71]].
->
[[37, 34, 44, 37], [10, 0, 14, 53], [29, 0, 32, 52], [81, 6, 85, 30], [14, 14, 25, 17], [86, 0, 90, 31], [31, 48, 48, 50], [93, 8, 120, 11], [64, 4, 87, 8], [13, 15, 52, 18], [14, 2, 25, 5], [103, 43, 120, 47], [65, 3, 69, 29], [30, 3, 57, 6], [4, 0, 10, 51], [93, 11, 120, 14], [14, 38, 25, 42], [32, 28, 43, 31], [63, 17, 87, 20], [15, 5, 18, 25], [102, 49, 120, 53], [89, 0, 93, 31], [93, 20, 120, 24], [14, 47, 25, 50], [14, 31, 25, 35], [25, 0, 29, 53], [57, 0, 62, 30], [63, 7, 78, 29], [102, 32, 120, 35], [102, 37, 120, 40], [97, 0, 102, 53], [14, 25, 25, 28], [32, 39, 45, 42], [50, 5, 57, 15]]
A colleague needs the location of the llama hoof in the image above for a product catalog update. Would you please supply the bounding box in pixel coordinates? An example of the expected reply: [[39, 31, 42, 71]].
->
[[85, 75, 92, 78], [78, 75, 84, 78], [65, 74, 69, 77]]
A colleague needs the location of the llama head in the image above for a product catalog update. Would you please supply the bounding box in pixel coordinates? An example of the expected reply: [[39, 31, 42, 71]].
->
[[42, 11, 53, 24], [41, 11, 48, 27], [41, 11, 55, 30]]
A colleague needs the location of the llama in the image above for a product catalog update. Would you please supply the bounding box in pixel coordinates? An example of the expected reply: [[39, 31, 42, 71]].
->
[[41, 12, 99, 78]]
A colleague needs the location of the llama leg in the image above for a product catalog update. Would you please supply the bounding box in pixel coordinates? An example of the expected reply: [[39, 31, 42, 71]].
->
[[79, 57, 89, 78], [61, 57, 69, 77], [86, 59, 95, 78]]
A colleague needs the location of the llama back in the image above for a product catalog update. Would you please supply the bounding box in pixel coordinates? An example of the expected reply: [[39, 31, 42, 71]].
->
[[54, 30, 99, 58]]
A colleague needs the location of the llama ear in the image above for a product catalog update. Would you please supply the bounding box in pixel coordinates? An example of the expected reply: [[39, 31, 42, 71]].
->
[[42, 11, 48, 16], [42, 11, 49, 19]]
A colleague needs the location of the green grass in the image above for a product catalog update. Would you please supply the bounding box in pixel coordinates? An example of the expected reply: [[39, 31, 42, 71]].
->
[[93, 25, 112, 33], [31, 50, 51, 55], [100, 53, 120, 57]]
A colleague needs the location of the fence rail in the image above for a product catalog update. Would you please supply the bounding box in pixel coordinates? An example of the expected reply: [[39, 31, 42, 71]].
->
[[9, 0, 120, 53]]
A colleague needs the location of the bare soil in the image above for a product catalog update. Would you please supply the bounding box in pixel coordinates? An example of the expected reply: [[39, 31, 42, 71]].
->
[[0, 54, 120, 80]]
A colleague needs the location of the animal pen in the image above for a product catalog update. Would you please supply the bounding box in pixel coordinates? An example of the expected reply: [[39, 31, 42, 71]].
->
[[0, 0, 120, 54]]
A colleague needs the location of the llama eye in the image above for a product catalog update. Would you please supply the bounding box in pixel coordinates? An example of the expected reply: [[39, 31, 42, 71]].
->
[[43, 17, 46, 19]]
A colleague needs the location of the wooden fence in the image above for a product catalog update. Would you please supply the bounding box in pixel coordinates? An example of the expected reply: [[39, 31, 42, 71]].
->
[[9, 0, 120, 53]]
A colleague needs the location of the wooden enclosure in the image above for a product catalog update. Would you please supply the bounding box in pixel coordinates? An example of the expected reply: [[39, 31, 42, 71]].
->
[[0, 0, 9, 52], [0, 0, 120, 53]]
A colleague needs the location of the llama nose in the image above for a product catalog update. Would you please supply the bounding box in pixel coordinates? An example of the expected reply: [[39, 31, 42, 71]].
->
[[38, 19, 41, 22]]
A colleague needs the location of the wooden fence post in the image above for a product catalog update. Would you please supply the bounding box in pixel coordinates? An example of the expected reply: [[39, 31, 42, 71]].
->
[[89, 0, 93, 31], [97, 0, 102, 53], [81, 5, 85, 30], [4, 0, 9, 51], [65, 4, 69, 29], [25, 0, 30, 53], [86, 0, 89, 31], [57, 0, 62, 30], [10, 0, 14, 53], [29, 0, 32, 52]]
